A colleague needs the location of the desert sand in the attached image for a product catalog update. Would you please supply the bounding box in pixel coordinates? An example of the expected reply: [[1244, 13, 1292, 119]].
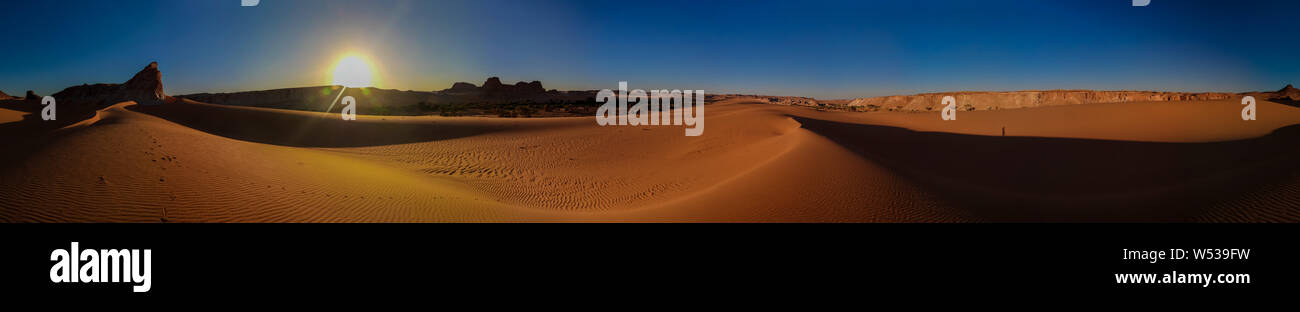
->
[[1, 95, 1298, 222], [1, 63, 1297, 222]]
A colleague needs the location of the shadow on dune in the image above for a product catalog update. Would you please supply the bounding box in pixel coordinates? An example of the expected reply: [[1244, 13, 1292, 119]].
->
[[0, 113, 50, 174], [1270, 98, 1300, 109], [128, 101, 537, 148], [792, 116, 1300, 222], [0, 98, 111, 130], [0, 99, 125, 175]]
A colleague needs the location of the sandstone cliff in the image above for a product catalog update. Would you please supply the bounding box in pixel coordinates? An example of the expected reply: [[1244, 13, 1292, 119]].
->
[[843, 90, 1237, 112]]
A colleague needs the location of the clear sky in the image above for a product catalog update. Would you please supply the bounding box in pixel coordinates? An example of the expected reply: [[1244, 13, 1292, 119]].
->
[[1, 0, 1296, 99]]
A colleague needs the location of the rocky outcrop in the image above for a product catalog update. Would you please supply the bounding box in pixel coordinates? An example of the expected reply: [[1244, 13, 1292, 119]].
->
[[439, 77, 548, 99], [49, 62, 171, 107], [516, 81, 545, 94], [0, 90, 13, 100], [481, 77, 504, 93], [844, 90, 1237, 112], [120, 62, 167, 105], [0, 62, 173, 123], [1273, 84, 1299, 101]]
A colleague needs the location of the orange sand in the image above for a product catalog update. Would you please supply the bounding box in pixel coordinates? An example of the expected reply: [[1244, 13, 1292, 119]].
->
[[0, 98, 1297, 222]]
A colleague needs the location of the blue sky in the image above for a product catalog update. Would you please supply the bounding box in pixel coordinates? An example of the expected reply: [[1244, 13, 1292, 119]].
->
[[1, 0, 1296, 99]]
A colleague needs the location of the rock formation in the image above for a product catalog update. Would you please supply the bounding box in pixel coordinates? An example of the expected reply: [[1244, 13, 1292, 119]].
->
[[1273, 84, 1299, 101], [439, 77, 548, 98], [481, 77, 504, 93], [515, 81, 545, 94], [120, 62, 167, 105], [25, 90, 40, 101], [49, 62, 170, 106]]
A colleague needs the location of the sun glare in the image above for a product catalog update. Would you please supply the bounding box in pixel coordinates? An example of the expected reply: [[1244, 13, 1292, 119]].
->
[[331, 54, 375, 88]]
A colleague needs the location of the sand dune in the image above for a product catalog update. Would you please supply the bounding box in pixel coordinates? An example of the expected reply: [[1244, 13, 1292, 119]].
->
[[0, 107, 25, 124], [807, 99, 1300, 142], [0, 102, 544, 222], [0, 94, 1297, 222]]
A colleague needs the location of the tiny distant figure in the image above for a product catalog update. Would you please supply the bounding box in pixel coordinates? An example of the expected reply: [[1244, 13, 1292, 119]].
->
[[1001, 127, 1005, 136]]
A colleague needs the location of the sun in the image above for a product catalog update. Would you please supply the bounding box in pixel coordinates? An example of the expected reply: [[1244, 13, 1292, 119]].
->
[[331, 54, 375, 87]]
